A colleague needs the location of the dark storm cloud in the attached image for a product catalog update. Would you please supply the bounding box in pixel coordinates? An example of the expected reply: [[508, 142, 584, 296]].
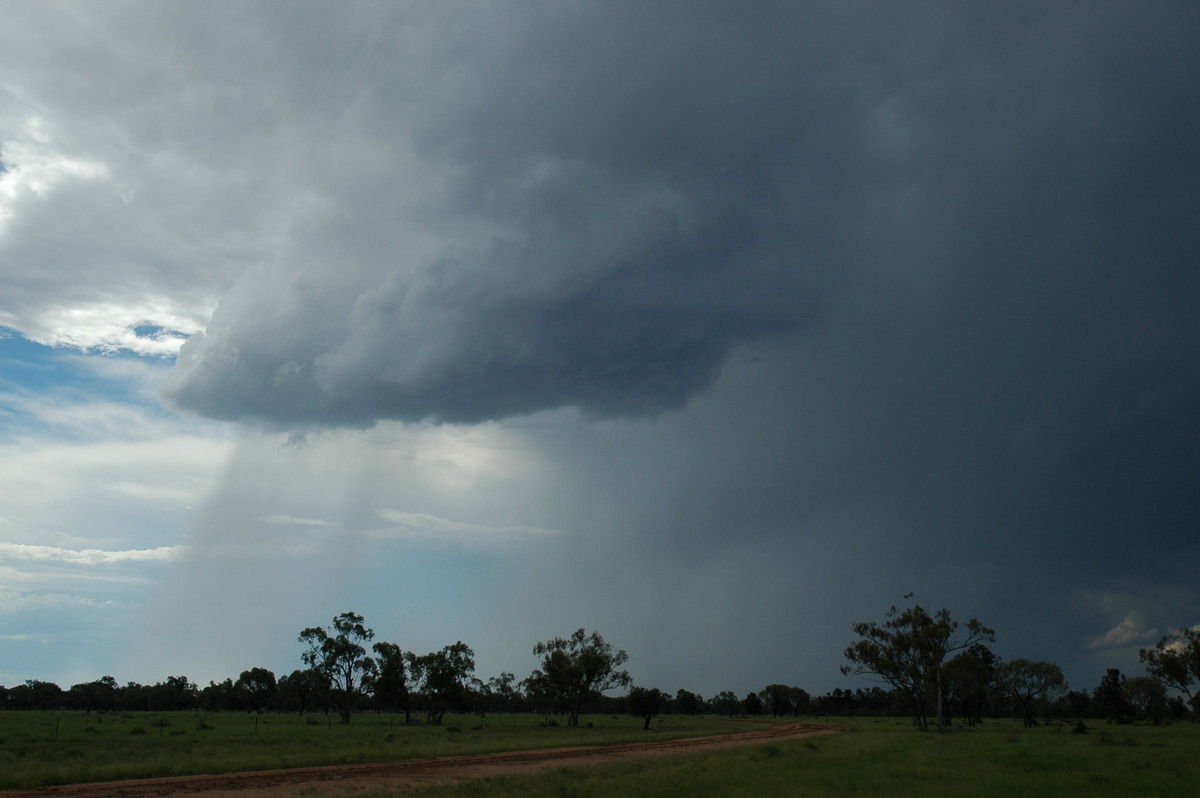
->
[[394, 1, 1200, 686], [164, 2, 1200, 429], [156, 0, 1200, 681], [161, 3, 877, 424]]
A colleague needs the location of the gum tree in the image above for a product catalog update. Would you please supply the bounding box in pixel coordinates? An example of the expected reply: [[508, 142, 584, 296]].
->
[[1139, 627, 1200, 714], [994, 658, 1066, 727], [235, 667, 277, 714], [372, 641, 412, 720], [531, 629, 631, 727], [298, 611, 377, 723], [1124, 675, 1168, 725], [410, 641, 475, 725], [628, 686, 665, 729], [842, 595, 994, 731], [942, 644, 996, 727]]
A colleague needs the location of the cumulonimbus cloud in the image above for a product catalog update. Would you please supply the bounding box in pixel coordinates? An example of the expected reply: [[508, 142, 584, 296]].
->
[[156, 5, 862, 427], [160, 1, 1200, 430]]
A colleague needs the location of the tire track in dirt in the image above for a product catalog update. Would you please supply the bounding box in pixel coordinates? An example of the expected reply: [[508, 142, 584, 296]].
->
[[3, 721, 848, 798]]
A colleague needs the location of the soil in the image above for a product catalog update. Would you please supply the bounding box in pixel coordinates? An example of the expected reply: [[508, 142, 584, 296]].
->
[[3, 721, 847, 798]]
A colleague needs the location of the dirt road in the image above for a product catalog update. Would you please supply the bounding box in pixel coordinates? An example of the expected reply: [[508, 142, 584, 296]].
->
[[4, 721, 847, 798]]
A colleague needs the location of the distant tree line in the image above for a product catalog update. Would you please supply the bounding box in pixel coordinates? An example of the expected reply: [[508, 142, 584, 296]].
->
[[840, 595, 1199, 730], [2, 608, 1196, 730]]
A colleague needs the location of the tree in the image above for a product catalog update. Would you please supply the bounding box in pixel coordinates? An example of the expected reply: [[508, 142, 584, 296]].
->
[[842, 596, 995, 730], [942, 644, 996, 727], [994, 659, 1066, 728], [521, 670, 555, 720], [67, 676, 118, 713], [711, 690, 741, 717], [531, 629, 631, 728], [1139, 627, 1200, 714], [761, 684, 811, 718], [277, 668, 325, 715], [298, 611, 377, 723], [672, 688, 704, 716], [371, 641, 411, 720], [200, 678, 237, 712], [1124, 676, 1168, 725], [1063, 689, 1094, 720], [12, 680, 62, 710], [149, 676, 196, 711], [488, 671, 519, 719], [1092, 668, 1134, 722], [235, 668, 277, 714], [410, 641, 475, 725], [761, 684, 794, 718], [628, 687, 665, 730]]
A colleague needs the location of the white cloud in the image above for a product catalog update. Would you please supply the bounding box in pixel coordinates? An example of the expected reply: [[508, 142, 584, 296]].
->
[[0, 431, 229, 540], [0, 116, 111, 206], [0, 110, 216, 354], [0, 542, 180, 565], [0, 377, 232, 577], [261, 515, 339, 528], [18, 304, 194, 356], [1089, 610, 1159, 650], [372, 509, 564, 550], [0, 17, 277, 356], [0, 589, 103, 614]]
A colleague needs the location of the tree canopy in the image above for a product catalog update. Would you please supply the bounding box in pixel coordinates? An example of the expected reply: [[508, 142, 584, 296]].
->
[[298, 611, 377, 723], [994, 658, 1066, 727], [627, 686, 665, 729], [371, 641, 411, 721], [1140, 627, 1200, 714], [842, 596, 994, 730], [235, 667, 277, 714], [410, 641, 475, 725], [531, 629, 631, 727]]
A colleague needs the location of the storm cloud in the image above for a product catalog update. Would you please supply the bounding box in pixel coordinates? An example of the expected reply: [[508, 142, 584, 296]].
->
[[160, 5, 835, 424], [158, 2, 1199, 430], [3, 1, 1200, 693]]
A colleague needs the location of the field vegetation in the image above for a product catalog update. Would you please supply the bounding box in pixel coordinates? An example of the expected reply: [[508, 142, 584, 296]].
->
[[1, 711, 1197, 795], [0, 710, 746, 790], [389, 717, 1200, 798]]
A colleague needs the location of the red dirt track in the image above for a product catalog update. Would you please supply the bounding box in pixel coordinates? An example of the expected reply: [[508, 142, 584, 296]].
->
[[3, 721, 847, 798]]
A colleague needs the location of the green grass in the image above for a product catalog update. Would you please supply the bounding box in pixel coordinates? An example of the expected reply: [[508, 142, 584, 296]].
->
[[375, 718, 1200, 798], [0, 711, 750, 789], [1, 714, 1197, 795]]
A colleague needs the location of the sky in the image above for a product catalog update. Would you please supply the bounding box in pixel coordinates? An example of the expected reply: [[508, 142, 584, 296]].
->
[[1, 1, 1198, 700]]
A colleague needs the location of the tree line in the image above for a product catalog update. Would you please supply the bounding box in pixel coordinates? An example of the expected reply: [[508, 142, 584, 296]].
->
[[841, 596, 1200, 730], [2, 606, 1197, 730]]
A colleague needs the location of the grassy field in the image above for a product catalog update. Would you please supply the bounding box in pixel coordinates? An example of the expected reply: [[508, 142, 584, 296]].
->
[[0, 710, 750, 789], [0, 713, 1197, 795], [385, 717, 1200, 798]]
